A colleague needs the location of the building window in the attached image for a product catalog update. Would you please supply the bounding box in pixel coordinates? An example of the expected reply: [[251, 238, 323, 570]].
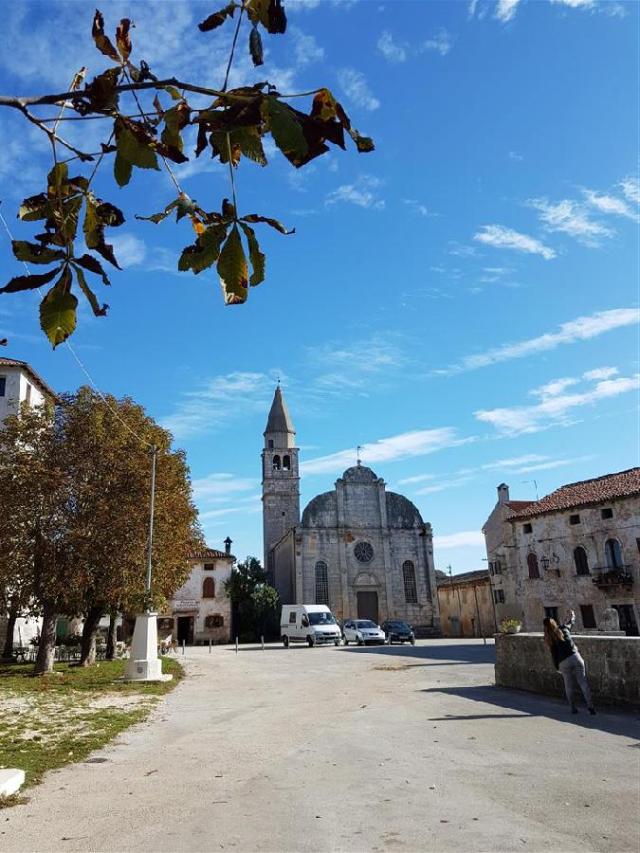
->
[[580, 605, 596, 629], [205, 614, 224, 628], [25, 383, 32, 405], [0, 376, 6, 397], [573, 546, 589, 576], [601, 507, 613, 520], [403, 561, 418, 604], [283, 454, 290, 471], [493, 560, 502, 575], [527, 552, 540, 579], [268, 439, 274, 449], [315, 561, 329, 606], [604, 538, 623, 570], [272, 454, 281, 471], [202, 577, 215, 598], [203, 562, 214, 571], [544, 606, 559, 621], [523, 523, 532, 534], [569, 514, 580, 525], [354, 541, 374, 563], [494, 589, 505, 604]]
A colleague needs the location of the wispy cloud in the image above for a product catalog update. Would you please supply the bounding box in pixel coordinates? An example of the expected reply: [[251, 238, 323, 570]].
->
[[474, 225, 556, 259], [529, 197, 613, 247], [337, 68, 380, 111], [290, 26, 324, 65], [326, 175, 385, 210], [110, 234, 148, 267], [495, 0, 521, 23], [422, 29, 453, 56], [377, 31, 407, 63], [301, 428, 470, 475], [436, 308, 639, 375], [583, 189, 637, 220], [620, 176, 640, 205], [435, 531, 485, 549], [192, 473, 258, 502], [475, 369, 640, 435], [307, 333, 405, 394], [403, 199, 437, 217]]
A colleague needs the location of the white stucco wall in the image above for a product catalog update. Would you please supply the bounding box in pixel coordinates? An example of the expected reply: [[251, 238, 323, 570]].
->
[[0, 365, 48, 424], [168, 555, 234, 643]]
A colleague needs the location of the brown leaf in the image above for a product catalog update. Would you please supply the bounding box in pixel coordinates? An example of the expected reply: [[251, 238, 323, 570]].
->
[[92, 10, 120, 62], [0, 266, 61, 294], [240, 213, 294, 235], [198, 3, 237, 32], [116, 18, 132, 61], [249, 26, 264, 67]]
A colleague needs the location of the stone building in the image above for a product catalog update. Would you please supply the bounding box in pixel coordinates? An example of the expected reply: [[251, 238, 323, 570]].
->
[[263, 387, 441, 635], [156, 542, 235, 645], [436, 569, 496, 638], [483, 469, 640, 635]]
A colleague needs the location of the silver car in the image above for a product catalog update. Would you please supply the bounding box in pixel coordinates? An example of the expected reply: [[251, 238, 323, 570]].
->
[[343, 619, 386, 646]]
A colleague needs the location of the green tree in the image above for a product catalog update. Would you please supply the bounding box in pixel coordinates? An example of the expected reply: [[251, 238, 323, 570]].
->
[[224, 557, 279, 641], [0, 4, 373, 346]]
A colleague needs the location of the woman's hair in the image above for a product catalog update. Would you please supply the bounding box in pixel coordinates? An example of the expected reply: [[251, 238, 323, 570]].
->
[[543, 617, 564, 648]]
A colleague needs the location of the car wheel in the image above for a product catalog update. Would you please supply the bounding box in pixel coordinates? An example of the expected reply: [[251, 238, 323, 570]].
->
[[307, 635, 315, 648], [283, 635, 289, 648], [410, 638, 416, 646], [344, 638, 349, 646], [334, 639, 340, 646], [357, 638, 364, 646]]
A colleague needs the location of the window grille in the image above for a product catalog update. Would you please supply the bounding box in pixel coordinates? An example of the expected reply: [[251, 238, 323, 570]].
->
[[315, 561, 329, 606], [403, 560, 418, 604]]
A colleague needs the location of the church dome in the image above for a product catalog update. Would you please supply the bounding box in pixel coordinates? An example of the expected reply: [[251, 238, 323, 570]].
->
[[340, 464, 379, 483], [385, 492, 424, 528], [301, 491, 337, 527]]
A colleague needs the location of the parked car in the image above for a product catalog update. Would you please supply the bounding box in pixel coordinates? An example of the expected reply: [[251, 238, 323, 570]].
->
[[280, 605, 342, 647], [381, 620, 416, 645], [343, 619, 386, 646]]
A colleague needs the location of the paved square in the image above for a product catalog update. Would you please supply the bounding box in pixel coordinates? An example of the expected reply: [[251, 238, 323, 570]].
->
[[2, 640, 638, 852]]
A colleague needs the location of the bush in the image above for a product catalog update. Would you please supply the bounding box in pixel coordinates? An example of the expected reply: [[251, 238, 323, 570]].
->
[[499, 618, 522, 634]]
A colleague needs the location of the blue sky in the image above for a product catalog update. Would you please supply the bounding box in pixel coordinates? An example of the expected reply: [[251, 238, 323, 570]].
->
[[0, 0, 638, 573]]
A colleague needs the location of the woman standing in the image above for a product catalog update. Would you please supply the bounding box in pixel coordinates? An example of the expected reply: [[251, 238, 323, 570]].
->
[[543, 610, 596, 715]]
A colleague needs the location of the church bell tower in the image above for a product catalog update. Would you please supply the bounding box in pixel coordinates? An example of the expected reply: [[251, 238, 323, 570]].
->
[[262, 385, 300, 575]]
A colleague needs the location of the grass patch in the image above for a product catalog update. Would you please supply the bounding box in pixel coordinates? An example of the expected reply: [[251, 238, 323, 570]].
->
[[0, 657, 182, 801]]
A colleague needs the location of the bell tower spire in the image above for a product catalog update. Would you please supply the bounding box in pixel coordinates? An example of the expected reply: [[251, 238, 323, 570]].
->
[[262, 385, 300, 575]]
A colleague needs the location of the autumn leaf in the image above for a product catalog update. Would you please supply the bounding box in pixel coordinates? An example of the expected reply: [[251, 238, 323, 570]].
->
[[73, 266, 109, 317], [217, 225, 248, 303], [264, 97, 308, 166], [18, 193, 50, 222], [115, 18, 132, 62], [249, 26, 264, 67], [12, 241, 65, 265], [114, 118, 160, 185], [73, 254, 111, 286], [0, 266, 61, 294], [178, 225, 227, 274], [240, 213, 294, 234], [198, 3, 237, 32], [40, 269, 77, 347], [92, 10, 120, 63], [239, 222, 265, 286], [83, 194, 124, 269]]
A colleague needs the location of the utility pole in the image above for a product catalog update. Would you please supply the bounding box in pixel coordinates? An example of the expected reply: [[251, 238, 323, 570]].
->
[[145, 445, 157, 601]]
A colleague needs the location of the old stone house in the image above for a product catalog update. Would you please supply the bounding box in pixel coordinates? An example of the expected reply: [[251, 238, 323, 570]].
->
[[263, 387, 441, 635], [483, 469, 640, 634], [436, 569, 496, 638]]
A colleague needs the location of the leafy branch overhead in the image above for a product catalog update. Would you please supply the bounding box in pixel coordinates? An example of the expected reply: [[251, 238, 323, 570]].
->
[[0, 2, 374, 346]]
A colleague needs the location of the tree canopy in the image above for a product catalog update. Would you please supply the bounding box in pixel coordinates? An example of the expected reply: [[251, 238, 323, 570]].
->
[[0, 3, 374, 347]]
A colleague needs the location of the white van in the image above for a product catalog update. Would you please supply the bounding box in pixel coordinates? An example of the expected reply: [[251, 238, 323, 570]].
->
[[281, 605, 342, 648]]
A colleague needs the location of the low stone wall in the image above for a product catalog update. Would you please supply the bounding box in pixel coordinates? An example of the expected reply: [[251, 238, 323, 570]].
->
[[495, 632, 640, 707]]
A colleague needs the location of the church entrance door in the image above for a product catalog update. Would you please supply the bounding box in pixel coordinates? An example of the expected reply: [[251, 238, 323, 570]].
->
[[357, 591, 379, 623]]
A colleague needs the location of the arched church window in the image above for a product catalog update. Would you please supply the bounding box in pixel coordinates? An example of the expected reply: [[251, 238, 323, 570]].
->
[[315, 561, 329, 606], [573, 546, 589, 576], [203, 577, 215, 598], [402, 561, 418, 604], [272, 455, 281, 471], [605, 538, 623, 569], [283, 455, 290, 470]]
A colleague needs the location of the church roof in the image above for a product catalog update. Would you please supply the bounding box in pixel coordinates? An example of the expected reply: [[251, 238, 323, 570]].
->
[[340, 464, 379, 483], [264, 386, 295, 435]]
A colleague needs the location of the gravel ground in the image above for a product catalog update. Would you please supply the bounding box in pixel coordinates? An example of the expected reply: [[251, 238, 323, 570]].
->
[[2, 639, 638, 853]]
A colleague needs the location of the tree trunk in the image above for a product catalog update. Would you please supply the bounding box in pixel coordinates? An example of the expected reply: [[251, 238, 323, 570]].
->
[[105, 611, 118, 660], [2, 602, 19, 660], [79, 606, 103, 666], [33, 602, 57, 675]]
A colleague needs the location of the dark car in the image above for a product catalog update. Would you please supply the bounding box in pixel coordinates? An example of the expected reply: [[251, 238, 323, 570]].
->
[[381, 620, 416, 645]]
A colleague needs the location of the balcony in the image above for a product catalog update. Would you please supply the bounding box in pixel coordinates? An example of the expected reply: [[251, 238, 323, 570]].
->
[[592, 567, 634, 591]]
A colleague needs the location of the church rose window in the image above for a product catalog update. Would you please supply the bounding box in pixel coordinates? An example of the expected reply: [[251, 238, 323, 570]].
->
[[402, 561, 418, 604], [354, 541, 374, 563], [315, 561, 329, 606]]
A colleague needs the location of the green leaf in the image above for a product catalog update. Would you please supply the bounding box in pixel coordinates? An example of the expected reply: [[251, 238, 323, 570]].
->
[[74, 266, 109, 317], [240, 213, 294, 235], [217, 225, 248, 304], [39, 269, 77, 347], [0, 266, 61, 294], [239, 223, 265, 287], [161, 104, 189, 153], [92, 10, 120, 62], [12, 241, 65, 265], [19, 193, 51, 221], [246, 0, 270, 27], [212, 127, 267, 167], [198, 3, 237, 31], [73, 254, 111, 285], [115, 120, 160, 172], [83, 195, 122, 269], [164, 85, 183, 101], [47, 162, 68, 194], [114, 153, 132, 187], [178, 225, 227, 274], [265, 97, 308, 165]]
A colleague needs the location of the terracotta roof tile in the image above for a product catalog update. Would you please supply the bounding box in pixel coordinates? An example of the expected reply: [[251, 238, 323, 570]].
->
[[190, 548, 235, 560], [509, 468, 640, 520]]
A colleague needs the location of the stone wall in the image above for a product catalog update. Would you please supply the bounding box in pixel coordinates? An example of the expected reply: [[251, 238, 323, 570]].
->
[[495, 632, 640, 706]]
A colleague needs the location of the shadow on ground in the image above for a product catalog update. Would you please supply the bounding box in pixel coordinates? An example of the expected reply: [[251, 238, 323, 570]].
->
[[339, 641, 496, 665], [420, 682, 640, 740]]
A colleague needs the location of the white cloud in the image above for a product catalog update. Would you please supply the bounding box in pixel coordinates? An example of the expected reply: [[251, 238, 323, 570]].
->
[[326, 175, 385, 210], [337, 68, 380, 111], [529, 198, 613, 247], [435, 531, 485, 549], [110, 234, 147, 267], [301, 428, 469, 475], [436, 308, 639, 374], [509, 151, 524, 162], [290, 26, 324, 66], [422, 29, 453, 56], [549, 0, 594, 7], [495, 0, 521, 22], [530, 377, 579, 399], [583, 366, 619, 381], [475, 371, 640, 435], [192, 473, 258, 501], [474, 225, 556, 259], [620, 176, 640, 205], [377, 31, 407, 63], [583, 189, 636, 220], [403, 199, 436, 217]]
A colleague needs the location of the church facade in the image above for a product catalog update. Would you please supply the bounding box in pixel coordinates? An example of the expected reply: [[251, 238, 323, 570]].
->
[[262, 387, 441, 636]]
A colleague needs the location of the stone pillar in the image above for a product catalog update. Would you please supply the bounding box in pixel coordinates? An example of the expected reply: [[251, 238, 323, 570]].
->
[[377, 481, 394, 621]]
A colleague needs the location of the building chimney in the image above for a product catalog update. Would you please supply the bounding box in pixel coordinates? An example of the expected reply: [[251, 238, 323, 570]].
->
[[224, 536, 232, 556], [497, 483, 510, 504]]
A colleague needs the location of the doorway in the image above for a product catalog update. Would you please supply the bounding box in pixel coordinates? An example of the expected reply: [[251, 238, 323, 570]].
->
[[357, 591, 379, 623], [176, 616, 193, 645]]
